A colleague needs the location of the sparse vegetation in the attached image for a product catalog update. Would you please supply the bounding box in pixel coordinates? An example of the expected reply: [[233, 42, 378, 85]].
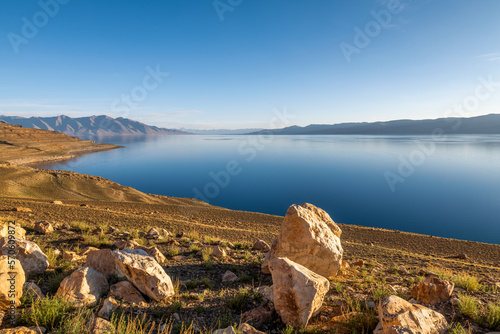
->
[[166, 246, 181, 258], [18, 296, 75, 330]]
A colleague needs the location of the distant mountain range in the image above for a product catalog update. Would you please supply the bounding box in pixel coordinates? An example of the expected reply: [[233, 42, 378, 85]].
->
[[0, 115, 188, 139], [183, 128, 264, 135], [249, 114, 500, 135]]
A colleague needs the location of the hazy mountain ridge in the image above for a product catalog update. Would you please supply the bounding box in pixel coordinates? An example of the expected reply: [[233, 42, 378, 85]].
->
[[183, 128, 264, 135], [0, 115, 188, 139], [249, 114, 500, 135]]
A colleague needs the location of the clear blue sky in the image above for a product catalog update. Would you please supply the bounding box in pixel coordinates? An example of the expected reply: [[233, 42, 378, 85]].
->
[[1, 0, 499, 129]]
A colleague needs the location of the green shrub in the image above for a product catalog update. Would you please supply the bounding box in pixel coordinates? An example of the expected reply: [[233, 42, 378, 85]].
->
[[18, 296, 74, 330]]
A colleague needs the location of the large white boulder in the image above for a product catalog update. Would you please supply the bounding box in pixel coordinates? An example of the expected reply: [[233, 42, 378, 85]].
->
[[269, 257, 329, 327], [262, 203, 343, 277], [112, 248, 174, 301]]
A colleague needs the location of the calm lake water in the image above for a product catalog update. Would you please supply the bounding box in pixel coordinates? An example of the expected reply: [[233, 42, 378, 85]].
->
[[42, 135, 500, 245]]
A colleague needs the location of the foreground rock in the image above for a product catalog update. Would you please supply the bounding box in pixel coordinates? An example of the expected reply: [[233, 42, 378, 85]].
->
[[376, 295, 448, 333], [0, 222, 26, 239], [0, 237, 48, 275], [55, 266, 109, 306], [33, 221, 54, 235], [0, 255, 25, 310], [112, 248, 174, 301], [262, 203, 343, 277], [269, 257, 329, 327], [410, 276, 454, 304]]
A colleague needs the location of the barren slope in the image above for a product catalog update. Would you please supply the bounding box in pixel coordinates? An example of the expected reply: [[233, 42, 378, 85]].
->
[[0, 122, 120, 164]]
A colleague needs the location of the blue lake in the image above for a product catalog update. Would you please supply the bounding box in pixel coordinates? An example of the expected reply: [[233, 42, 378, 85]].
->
[[42, 135, 500, 245]]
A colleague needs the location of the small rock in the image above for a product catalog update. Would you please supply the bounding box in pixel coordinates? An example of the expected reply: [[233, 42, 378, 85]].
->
[[410, 276, 454, 304], [113, 239, 140, 250], [222, 270, 239, 283], [12, 207, 32, 212], [146, 228, 160, 239], [213, 326, 236, 334], [256, 285, 273, 302], [173, 313, 181, 322], [172, 255, 186, 261], [418, 269, 438, 277], [92, 227, 104, 234], [23, 282, 44, 301], [241, 306, 273, 323], [52, 200, 63, 205], [252, 240, 270, 251], [88, 317, 114, 334], [352, 260, 364, 267], [207, 246, 226, 258], [62, 250, 84, 262], [97, 297, 119, 320], [61, 222, 71, 230], [450, 297, 459, 306], [33, 221, 54, 234], [238, 323, 266, 334]]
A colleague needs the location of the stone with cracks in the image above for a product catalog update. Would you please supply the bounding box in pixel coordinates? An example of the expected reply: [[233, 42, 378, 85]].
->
[[0, 237, 48, 275], [262, 203, 343, 277], [55, 266, 109, 306], [410, 276, 454, 304], [269, 257, 329, 327], [112, 248, 174, 301], [0, 255, 25, 310], [377, 295, 448, 334]]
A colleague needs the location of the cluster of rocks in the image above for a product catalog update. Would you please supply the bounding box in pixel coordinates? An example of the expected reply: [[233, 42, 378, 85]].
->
[[1, 204, 498, 333], [241, 203, 464, 333]]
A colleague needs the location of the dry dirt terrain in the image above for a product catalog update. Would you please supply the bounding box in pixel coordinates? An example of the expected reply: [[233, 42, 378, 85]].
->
[[0, 124, 499, 333]]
